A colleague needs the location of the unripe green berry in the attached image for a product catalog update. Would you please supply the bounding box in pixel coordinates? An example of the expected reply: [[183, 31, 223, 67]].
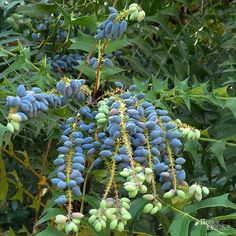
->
[[137, 10, 146, 22], [145, 168, 153, 175], [117, 222, 125, 232], [195, 129, 201, 139], [143, 203, 153, 213], [120, 197, 131, 203], [100, 199, 107, 208], [72, 219, 80, 224], [7, 123, 14, 133], [10, 114, 22, 122], [135, 166, 143, 172], [195, 193, 202, 201], [65, 222, 76, 234], [55, 214, 67, 224], [145, 174, 152, 183], [94, 222, 102, 232], [195, 185, 202, 195], [89, 215, 97, 224], [120, 170, 130, 177], [140, 185, 148, 194], [100, 219, 106, 229], [11, 120, 20, 131], [151, 206, 159, 214], [71, 212, 84, 219], [105, 209, 114, 220], [56, 222, 66, 231], [176, 190, 186, 199], [143, 194, 155, 201], [156, 202, 162, 211], [89, 209, 97, 215], [202, 186, 209, 195], [189, 184, 197, 196], [121, 201, 130, 209], [110, 219, 118, 230], [128, 189, 138, 198], [163, 189, 176, 199], [122, 213, 132, 220]]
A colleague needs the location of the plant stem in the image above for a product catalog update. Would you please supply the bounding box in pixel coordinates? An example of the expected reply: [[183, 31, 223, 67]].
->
[[80, 163, 93, 213], [77, 41, 98, 80], [199, 137, 236, 147], [93, 40, 109, 97]]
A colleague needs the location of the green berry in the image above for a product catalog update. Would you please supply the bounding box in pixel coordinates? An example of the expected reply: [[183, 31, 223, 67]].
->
[[202, 186, 209, 195], [89, 209, 97, 215], [71, 212, 84, 219], [195, 193, 202, 201], [100, 199, 107, 208], [10, 113, 22, 122], [195, 185, 202, 195], [94, 222, 102, 232], [117, 222, 125, 232], [11, 120, 20, 131], [55, 214, 67, 224], [143, 203, 153, 213], [176, 190, 186, 199], [189, 184, 197, 196], [143, 194, 155, 201], [7, 123, 14, 133], [110, 219, 118, 230], [163, 189, 176, 199], [140, 185, 148, 194], [128, 189, 138, 198], [151, 206, 159, 214], [65, 222, 76, 234], [89, 215, 97, 224]]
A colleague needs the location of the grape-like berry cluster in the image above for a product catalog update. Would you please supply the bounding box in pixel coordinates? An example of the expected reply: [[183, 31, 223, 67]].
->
[[6, 84, 64, 133], [95, 7, 128, 40], [48, 54, 84, 73]]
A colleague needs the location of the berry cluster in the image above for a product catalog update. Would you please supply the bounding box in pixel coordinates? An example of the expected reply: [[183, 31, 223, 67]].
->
[[32, 19, 70, 41], [128, 3, 146, 22], [88, 57, 113, 69], [89, 198, 131, 232], [48, 54, 84, 73], [56, 78, 89, 103], [5, 76, 210, 234], [176, 119, 201, 141], [95, 7, 128, 40], [6, 85, 64, 133]]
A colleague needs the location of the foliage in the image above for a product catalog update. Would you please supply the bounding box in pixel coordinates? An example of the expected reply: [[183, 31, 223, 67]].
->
[[0, 0, 236, 236]]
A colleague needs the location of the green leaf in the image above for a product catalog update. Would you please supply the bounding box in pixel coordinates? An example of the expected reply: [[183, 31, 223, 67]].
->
[[0, 123, 7, 147], [225, 99, 236, 118], [128, 198, 148, 233], [56, 3, 97, 31], [190, 223, 207, 236], [214, 212, 236, 221], [0, 154, 8, 201], [185, 194, 236, 213], [210, 141, 227, 171], [35, 208, 67, 227], [35, 225, 66, 236], [17, 3, 57, 17], [105, 39, 133, 54], [70, 32, 96, 52], [169, 214, 191, 236]]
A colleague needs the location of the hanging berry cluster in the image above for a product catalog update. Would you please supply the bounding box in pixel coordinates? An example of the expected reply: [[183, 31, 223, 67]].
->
[[4, 3, 209, 235]]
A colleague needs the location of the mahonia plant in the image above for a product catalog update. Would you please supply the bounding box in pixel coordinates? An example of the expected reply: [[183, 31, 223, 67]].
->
[[5, 3, 210, 235]]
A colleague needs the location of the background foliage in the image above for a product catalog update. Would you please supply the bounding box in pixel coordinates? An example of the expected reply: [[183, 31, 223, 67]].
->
[[0, 0, 236, 235]]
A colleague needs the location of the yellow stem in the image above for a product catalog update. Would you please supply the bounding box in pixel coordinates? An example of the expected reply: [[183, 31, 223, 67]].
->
[[158, 119, 177, 190], [119, 102, 135, 168], [145, 130, 157, 197]]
